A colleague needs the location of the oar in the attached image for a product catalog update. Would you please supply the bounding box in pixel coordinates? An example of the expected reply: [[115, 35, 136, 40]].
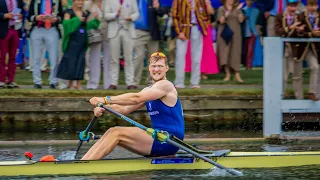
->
[[97, 103, 243, 176], [73, 116, 98, 159]]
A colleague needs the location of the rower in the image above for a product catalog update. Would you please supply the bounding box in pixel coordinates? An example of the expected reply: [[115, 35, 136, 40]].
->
[[81, 52, 185, 160]]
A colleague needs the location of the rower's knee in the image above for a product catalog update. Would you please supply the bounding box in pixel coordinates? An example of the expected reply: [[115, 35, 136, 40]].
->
[[104, 127, 122, 138]]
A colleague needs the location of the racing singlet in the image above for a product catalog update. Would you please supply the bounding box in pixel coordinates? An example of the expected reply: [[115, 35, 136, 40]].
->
[[145, 97, 185, 140]]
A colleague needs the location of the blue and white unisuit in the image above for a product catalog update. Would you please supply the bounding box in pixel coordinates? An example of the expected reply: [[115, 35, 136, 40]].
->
[[146, 97, 185, 156]]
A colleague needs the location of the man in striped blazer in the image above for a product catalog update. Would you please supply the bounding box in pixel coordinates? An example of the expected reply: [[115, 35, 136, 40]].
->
[[172, 0, 213, 89]]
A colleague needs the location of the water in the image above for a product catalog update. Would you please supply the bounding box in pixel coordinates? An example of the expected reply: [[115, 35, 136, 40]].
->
[[3, 166, 320, 180], [1, 130, 320, 179], [1, 141, 320, 179]]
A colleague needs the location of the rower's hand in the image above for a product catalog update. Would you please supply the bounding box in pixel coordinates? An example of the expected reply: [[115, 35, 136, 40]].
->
[[89, 97, 105, 106], [94, 107, 105, 117]]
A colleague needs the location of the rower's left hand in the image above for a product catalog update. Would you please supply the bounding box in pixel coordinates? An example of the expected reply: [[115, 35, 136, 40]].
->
[[89, 97, 105, 106], [94, 107, 105, 117]]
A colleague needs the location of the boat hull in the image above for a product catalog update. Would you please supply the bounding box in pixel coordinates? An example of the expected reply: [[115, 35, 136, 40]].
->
[[0, 151, 319, 176]]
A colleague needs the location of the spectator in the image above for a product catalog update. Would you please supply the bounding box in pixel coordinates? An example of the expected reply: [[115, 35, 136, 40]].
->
[[243, 0, 260, 69], [27, 0, 63, 89], [267, 0, 286, 36], [217, 0, 245, 82], [172, 0, 214, 89], [185, 9, 219, 80], [163, 10, 176, 67], [275, 0, 302, 98], [57, 0, 100, 90], [133, 0, 168, 86], [0, 0, 24, 88], [254, 0, 275, 37], [85, 0, 112, 90], [295, 0, 319, 101], [104, 0, 139, 90]]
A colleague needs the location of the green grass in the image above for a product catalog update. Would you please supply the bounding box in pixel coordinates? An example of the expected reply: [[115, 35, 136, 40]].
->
[[13, 67, 312, 86], [0, 88, 264, 97], [13, 68, 266, 86], [0, 67, 309, 97]]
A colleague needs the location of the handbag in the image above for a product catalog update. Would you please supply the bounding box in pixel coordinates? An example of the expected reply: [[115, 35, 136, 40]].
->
[[221, 24, 233, 45], [87, 29, 103, 44]]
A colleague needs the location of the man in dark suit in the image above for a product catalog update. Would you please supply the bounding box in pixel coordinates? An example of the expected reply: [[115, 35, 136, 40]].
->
[[133, 0, 169, 86], [0, 0, 23, 88]]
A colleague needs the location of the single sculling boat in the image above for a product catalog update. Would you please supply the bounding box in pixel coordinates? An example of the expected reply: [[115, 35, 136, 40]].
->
[[1, 103, 319, 177], [0, 150, 319, 176]]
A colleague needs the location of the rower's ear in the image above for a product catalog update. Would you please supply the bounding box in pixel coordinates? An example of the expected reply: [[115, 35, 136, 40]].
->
[[165, 64, 169, 72]]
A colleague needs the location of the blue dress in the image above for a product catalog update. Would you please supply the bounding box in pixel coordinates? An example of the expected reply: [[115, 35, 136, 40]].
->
[[252, 36, 263, 67]]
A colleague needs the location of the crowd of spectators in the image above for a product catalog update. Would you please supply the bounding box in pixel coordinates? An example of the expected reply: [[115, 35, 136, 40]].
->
[[0, 0, 319, 100]]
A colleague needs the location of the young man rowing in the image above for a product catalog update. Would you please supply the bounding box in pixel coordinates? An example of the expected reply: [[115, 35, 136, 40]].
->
[[81, 52, 185, 160]]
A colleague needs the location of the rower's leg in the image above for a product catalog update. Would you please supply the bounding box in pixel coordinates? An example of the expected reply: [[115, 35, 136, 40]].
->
[[81, 127, 153, 160]]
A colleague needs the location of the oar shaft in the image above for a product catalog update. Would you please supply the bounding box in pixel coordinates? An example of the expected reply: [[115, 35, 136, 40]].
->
[[84, 116, 98, 133], [167, 139, 243, 176], [99, 103, 243, 176], [74, 116, 98, 159], [99, 103, 147, 131], [74, 141, 83, 159]]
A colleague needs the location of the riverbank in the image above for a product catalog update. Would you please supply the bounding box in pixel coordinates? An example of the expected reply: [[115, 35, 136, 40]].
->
[[1, 95, 319, 133]]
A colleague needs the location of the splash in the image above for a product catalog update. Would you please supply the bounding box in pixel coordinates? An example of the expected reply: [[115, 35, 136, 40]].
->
[[57, 150, 77, 161]]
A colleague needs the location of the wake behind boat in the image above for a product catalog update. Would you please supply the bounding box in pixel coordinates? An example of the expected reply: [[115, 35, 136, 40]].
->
[[1, 150, 320, 177]]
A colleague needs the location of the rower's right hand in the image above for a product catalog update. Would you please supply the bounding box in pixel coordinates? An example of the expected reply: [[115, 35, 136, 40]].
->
[[94, 107, 105, 117], [89, 97, 105, 106]]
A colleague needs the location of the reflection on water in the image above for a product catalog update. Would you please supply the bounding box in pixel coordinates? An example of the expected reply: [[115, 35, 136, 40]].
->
[[0, 130, 264, 141], [1, 130, 320, 141]]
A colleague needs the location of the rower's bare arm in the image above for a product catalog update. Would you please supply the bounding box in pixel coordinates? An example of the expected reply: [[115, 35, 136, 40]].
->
[[108, 80, 171, 105], [108, 102, 145, 115]]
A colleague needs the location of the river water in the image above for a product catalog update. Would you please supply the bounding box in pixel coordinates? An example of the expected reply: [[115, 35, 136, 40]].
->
[[1, 131, 320, 179]]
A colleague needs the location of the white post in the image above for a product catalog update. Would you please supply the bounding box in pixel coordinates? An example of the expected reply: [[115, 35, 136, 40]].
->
[[263, 37, 320, 138], [263, 37, 283, 137]]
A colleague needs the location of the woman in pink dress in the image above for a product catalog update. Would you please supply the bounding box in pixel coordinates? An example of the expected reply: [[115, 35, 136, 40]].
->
[[185, 21, 219, 79]]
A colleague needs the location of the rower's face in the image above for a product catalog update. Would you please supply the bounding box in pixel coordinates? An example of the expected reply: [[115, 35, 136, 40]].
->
[[149, 58, 168, 82]]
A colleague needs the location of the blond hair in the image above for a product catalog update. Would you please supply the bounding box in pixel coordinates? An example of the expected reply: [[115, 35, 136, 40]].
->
[[148, 55, 168, 66]]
